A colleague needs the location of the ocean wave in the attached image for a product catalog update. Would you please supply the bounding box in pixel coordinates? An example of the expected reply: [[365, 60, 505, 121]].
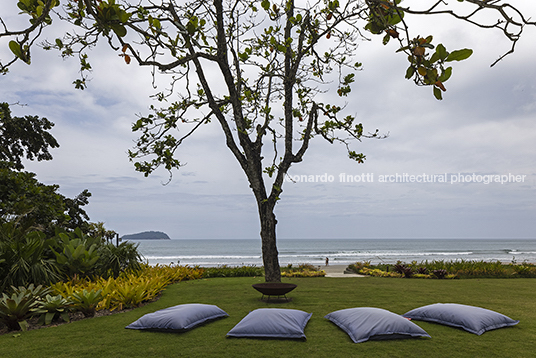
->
[[145, 251, 475, 261], [143, 255, 261, 260], [278, 251, 474, 258], [137, 238, 536, 266]]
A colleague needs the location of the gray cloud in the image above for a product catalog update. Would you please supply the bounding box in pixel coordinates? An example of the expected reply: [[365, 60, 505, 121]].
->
[[2, 5, 535, 240]]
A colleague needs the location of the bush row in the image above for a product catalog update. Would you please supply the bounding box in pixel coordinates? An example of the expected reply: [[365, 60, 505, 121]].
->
[[0, 223, 142, 292], [347, 260, 536, 279], [0, 265, 203, 332], [281, 263, 326, 278], [201, 265, 263, 278]]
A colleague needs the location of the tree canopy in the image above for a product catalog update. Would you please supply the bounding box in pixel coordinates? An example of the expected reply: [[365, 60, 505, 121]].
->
[[0, 102, 91, 235], [1, 0, 534, 281], [0, 102, 59, 170]]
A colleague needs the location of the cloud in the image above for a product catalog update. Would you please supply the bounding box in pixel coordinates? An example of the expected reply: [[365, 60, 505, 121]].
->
[[2, 3, 535, 240]]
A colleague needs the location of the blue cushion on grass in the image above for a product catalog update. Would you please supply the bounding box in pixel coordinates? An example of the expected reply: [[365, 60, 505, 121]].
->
[[125, 303, 228, 331], [227, 308, 312, 339], [325, 307, 431, 343], [403, 303, 519, 335]]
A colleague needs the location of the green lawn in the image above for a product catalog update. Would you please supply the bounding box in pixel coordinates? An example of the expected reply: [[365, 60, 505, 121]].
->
[[1, 276, 534, 358]]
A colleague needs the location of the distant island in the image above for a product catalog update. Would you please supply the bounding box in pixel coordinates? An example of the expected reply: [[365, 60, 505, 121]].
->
[[121, 231, 171, 240]]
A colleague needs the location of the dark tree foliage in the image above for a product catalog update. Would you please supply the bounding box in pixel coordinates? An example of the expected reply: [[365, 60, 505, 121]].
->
[[0, 102, 91, 235], [0, 161, 92, 236], [0, 102, 59, 171]]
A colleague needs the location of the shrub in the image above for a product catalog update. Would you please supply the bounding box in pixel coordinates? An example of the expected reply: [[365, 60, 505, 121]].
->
[[393, 262, 414, 278], [416, 267, 429, 275], [51, 264, 204, 312], [51, 229, 100, 277], [70, 289, 102, 317], [280, 264, 325, 277], [96, 241, 142, 278], [347, 260, 536, 279], [202, 265, 263, 278], [1, 222, 146, 291], [359, 267, 402, 278], [0, 223, 61, 291], [510, 263, 536, 277], [347, 261, 371, 273], [0, 284, 50, 331], [32, 294, 72, 325]]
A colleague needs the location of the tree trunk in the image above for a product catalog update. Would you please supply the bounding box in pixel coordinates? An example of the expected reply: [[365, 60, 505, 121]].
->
[[258, 201, 281, 282]]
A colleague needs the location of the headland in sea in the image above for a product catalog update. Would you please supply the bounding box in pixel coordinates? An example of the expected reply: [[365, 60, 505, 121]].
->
[[129, 238, 536, 267]]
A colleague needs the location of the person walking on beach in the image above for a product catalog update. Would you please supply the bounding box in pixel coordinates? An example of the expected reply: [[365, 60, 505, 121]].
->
[[325, 257, 329, 266]]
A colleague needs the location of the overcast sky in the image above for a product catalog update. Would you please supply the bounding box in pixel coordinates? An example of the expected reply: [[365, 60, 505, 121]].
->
[[1, 1, 535, 240]]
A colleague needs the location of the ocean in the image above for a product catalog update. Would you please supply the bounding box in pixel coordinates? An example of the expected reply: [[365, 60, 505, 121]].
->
[[129, 238, 536, 267]]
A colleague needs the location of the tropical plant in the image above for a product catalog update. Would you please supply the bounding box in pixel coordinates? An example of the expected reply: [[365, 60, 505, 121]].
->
[[0, 284, 50, 331], [280, 263, 325, 277], [51, 264, 205, 312], [202, 265, 264, 278], [348, 260, 536, 279], [416, 267, 429, 275], [394, 262, 414, 278], [96, 241, 142, 278], [511, 263, 536, 277], [431, 269, 448, 279], [51, 229, 100, 277], [0, 223, 61, 291], [31, 294, 72, 326], [87, 222, 118, 244], [70, 289, 102, 317]]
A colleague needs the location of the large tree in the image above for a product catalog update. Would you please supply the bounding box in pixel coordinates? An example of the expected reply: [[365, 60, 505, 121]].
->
[[0, 102, 92, 235], [1, 0, 534, 281]]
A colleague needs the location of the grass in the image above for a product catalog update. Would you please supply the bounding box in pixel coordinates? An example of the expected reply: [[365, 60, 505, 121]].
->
[[0, 276, 534, 358]]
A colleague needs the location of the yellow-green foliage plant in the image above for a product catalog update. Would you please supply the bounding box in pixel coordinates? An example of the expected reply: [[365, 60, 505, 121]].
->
[[51, 264, 204, 312], [359, 267, 403, 278], [281, 270, 326, 278], [280, 264, 326, 278]]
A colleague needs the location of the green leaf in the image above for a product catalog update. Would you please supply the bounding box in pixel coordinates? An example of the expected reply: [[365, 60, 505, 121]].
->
[[405, 66, 415, 79], [446, 48, 473, 62], [9, 41, 22, 59], [60, 312, 70, 322], [396, 45, 411, 53], [45, 312, 55, 325], [186, 21, 196, 34], [387, 12, 404, 26], [433, 86, 443, 100], [261, 0, 270, 11], [111, 24, 127, 37], [438, 67, 452, 82], [72, 244, 85, 259], [18, 320, 28, 331], [436, 44, 448, 61], [119, 11, 131, 23]]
